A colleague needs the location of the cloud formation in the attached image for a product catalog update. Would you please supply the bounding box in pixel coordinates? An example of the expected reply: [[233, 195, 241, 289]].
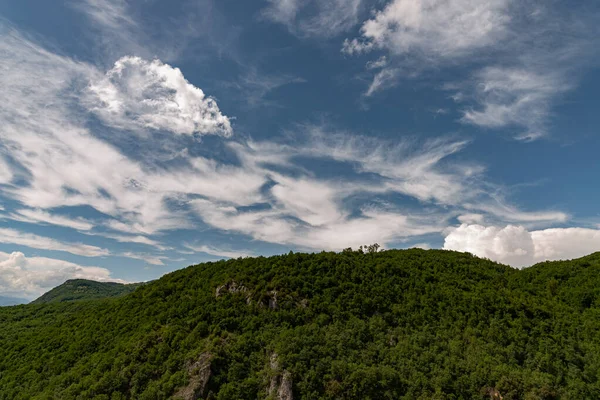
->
[[263, 0, 362, 38], [0, 251, 123, 299], [444, 224, 600, 267], [87, 56, 232, 136], [0, 25, 581, 269], [0, 228, 109, 257], [343, 0, 510, 58], [344, 0, 598, 139]]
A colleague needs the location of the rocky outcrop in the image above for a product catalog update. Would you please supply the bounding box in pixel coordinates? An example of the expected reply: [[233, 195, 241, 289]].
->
[[268, 290, 278, 310], [215, 281, 248, 297], [268, 352, 293, 400], [277, 371, 293, 400], [485, 387, 504, 400], [174, 352, 212, 400]]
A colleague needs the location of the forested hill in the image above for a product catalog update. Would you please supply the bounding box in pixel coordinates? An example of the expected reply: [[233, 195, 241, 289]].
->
[[1, 249, 600, 399], [31, 279, 144, 304]]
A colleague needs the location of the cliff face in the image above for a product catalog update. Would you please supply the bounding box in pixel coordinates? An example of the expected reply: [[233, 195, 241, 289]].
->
[[174, 353, 212, 400], [268, 353, 293, 400]]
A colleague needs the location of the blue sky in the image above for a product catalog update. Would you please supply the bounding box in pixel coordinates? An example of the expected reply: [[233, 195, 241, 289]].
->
[[0, 0, 599, 299]]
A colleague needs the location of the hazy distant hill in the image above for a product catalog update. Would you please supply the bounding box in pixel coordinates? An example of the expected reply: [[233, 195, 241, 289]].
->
[[0, 295, 29, 306], [31, 279, 143, 304], [1, 249, 600, 399]]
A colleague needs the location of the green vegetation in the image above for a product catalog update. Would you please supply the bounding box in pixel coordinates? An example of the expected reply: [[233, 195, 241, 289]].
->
[[31, 279, 144, 304], [1, 249, 600, 399]]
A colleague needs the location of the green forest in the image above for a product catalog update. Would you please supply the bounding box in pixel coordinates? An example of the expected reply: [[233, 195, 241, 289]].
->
[[1, 248, 600, 399], [31, 279, 144, 305]]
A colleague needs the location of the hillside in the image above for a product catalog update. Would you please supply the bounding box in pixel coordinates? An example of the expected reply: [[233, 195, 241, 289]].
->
[[31, 279, 144, 304], [1, 249, 600, 399]]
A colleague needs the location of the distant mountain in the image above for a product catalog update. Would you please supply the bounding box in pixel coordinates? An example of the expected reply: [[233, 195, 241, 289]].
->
[[31, 279, 143, 304], [0, 295, 29, 306], [2, 249, 600, 399]]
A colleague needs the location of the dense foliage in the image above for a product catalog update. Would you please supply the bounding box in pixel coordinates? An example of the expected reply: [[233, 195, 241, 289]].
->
[[31, 279, 144, 304], [1, 249, 600, 399]]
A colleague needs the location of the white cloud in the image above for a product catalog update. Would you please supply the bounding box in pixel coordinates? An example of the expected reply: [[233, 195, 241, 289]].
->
[[0, 251, 123, 299], [183, 244, 253, 259], [0, 156, 12, 184], [460, 66, 571, 140], [120, 252, 166, 266], [8, 209, 94, 231], [0, 31, 242, 237], [412, 243, 431, 250], [365, 67, 400, 96], [192, 197, 442, 251], [343, 0, 511, 58], [457, 213, 484, 224], [0, 228, 109, 257], [71, 0, 147, 59], [0, 28, 577, 261], [263, 0, 362, 38], [532, 228, 600, 262], [87, 56, 232, 136], [95, 233, 165, 249], [444, 224, 600, 267]]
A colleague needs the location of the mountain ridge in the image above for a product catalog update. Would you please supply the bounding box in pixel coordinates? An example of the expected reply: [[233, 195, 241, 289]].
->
[[1, 249, 600, 399], [31, 278, 144, 304]]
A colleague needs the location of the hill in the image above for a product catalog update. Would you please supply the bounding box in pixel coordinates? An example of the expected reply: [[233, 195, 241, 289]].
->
[[0, 295, 29, 306], [1, 249, 600, 399], [31, 279, 144, 304]]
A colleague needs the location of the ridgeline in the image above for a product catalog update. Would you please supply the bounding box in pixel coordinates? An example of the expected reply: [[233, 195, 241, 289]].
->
[[31, 279, 144, 305], [1, 249, 600, 399]]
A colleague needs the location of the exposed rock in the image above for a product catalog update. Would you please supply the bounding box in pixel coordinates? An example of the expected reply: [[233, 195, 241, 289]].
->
[[268, 290, 278, 310], [297, 299, 309, 309], [485, 387, 504, 400], [215, 281, 248, 298], [277, 371, 293, 400], [174, 352, 212, 400], [267, 352, 293, 400]]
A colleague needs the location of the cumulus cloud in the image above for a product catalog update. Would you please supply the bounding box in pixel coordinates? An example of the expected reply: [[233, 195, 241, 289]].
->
[[263, 0, 362, 38], [0, 30, 241, 237], [0, 251, 123, 299], [87, 56, 232, 136], [444, 224, 600, 267]]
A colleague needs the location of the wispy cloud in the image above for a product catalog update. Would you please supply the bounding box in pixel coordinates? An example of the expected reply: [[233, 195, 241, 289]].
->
[[344, 0, 599, 140], [7, 209, 94, 231], [120, 252, 166, 266], [0, 25, 576, 259], [183, 243, 253, 259], [0, 228, 109, 257], [263, 0, 363, 38]]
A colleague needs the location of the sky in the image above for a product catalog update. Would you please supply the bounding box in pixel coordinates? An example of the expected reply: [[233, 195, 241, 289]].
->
[[0, 0, 599, 299]]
